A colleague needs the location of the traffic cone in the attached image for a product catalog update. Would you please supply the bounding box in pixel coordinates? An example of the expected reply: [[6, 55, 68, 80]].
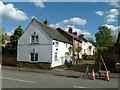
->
[[105, 71, 110, 81], [91, 69, 95, 80]]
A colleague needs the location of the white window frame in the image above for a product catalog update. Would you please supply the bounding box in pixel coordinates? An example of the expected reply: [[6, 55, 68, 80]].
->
[[30, 52, 39, 62], [55, 52, 58, 60], [30, 34, 39, 44]]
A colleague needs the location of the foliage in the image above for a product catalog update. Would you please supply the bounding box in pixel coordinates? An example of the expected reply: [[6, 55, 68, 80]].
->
[[76, 46, 82, 53], [60, 60, 72, 69], [77, 59, 84, 64], [76, 46, 82, 60], [82, 53, 87, 60], [10, 25, 24, 50], [95, 26, 113, 47], [68, 46, 73, 52], [0, 25, 4, 45]]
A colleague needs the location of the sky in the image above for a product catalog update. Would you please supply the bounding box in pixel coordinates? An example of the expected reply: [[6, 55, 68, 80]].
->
[[0, 1, 120, 40]]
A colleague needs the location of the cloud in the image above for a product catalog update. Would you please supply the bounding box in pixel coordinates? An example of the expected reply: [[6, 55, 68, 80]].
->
[[29, 0, 45, 8], [50, 17, 87, 28], [0, 1, 29, 21], [105, 8, 119, 23], [102, 24, 120, 31], [49, 18, 91, 38], [62, 17, 87, 25], [109, 1, 118, 8], [33, 2, 45, 8], [95, 11, 104, 16]]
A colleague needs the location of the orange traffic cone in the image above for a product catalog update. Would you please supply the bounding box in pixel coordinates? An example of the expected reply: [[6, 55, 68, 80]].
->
[[91, 69, 95, 80], [105, 71, 110, 81]]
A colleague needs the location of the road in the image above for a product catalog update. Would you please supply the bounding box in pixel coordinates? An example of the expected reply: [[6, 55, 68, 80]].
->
[[1, 70, 119, 88]]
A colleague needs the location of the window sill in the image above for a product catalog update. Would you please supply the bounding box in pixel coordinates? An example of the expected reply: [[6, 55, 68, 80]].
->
[[29, 61, 39, 63], [30, 43, 39, 44]]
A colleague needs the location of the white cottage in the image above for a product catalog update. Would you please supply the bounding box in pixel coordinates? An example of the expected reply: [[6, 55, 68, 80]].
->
[[17, 18, 72, 68], [78, 35, 95, 56]]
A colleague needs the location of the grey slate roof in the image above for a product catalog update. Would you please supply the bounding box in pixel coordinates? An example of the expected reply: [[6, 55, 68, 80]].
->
[[33, 18, 72, 44]]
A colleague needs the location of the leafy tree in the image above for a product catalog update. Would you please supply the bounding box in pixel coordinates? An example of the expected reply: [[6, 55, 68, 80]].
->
[[0, 25, 5, 45], [95, 26, 113, 71], [76, 46, 82, 60], [10, 25, 24, 50], [95, 26, 113, 47]]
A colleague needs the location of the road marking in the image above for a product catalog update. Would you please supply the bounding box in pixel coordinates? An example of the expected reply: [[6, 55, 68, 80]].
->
[[1, 77, 36, 83], [73, 86, 87, 88]]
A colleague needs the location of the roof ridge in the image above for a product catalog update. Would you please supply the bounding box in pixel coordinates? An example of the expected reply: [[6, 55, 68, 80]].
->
[[32, 18, 72, 44]]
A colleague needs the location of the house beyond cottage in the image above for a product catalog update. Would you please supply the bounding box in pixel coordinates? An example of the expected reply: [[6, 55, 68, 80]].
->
[[57, 27, 95, 61], [78, 34, 95, 56], [17, 18, 72, 68], [57, 27, 82, 64]]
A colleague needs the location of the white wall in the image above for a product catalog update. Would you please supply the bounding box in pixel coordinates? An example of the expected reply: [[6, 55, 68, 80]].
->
[[17, 20, 52, 63], [51, 40, 72, 67], [81, 41, 95, 56]]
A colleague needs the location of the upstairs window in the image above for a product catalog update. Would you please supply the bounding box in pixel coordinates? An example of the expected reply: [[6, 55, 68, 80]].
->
[[31, 35, 39, 44]]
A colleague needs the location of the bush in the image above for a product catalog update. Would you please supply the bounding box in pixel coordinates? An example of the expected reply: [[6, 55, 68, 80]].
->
[[60, 60, 72, 69], [82, 54, 87, 60]]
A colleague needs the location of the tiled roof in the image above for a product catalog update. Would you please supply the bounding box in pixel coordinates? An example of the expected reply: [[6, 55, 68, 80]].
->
[[57, 27, 82, 43], [33, 18, 72, 44]]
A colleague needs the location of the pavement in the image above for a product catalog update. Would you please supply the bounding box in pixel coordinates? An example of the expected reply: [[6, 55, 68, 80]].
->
[[1, 65, 119, 79], [2, 66, 83, 78]]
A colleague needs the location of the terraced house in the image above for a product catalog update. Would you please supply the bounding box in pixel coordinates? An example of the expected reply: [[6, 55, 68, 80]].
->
[[17, 18, 72, 69], [17, 18, 95, 68]]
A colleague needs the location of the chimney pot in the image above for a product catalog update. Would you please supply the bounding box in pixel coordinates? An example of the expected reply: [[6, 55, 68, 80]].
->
[[68, 27, 73, 33], [73, 32, 77, 36], [79, 34, 84, 38], [43, 20, 48, 25]]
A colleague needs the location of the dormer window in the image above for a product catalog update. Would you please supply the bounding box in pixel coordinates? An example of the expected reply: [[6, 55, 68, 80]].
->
[[31, 34, 39, 44]]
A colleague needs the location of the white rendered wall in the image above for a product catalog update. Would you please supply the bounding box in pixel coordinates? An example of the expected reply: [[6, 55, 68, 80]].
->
[[51, 40, 72, 67]]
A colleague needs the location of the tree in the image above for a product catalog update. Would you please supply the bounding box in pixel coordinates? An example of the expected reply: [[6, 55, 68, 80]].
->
[[0, 25, 5, 45], [10, 25, 24, 50], [76, 46, 82, 60], [95, 26, 113, 71], [95, 26, 113, 47]]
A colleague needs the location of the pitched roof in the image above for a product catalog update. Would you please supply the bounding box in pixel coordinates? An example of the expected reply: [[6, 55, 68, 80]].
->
[[57, 27, 82, 43], [33, 18, 72, 44]]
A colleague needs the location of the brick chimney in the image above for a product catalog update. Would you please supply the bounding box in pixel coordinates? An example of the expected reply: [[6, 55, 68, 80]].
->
[[78, 34, 84, 38], [68, 27, 73, 33], [43, 20, 48, 25], [73, 32, 77, 36]]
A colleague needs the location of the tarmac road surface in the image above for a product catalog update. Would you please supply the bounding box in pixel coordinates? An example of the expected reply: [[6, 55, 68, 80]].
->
[[1, 69, 119, 88]]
